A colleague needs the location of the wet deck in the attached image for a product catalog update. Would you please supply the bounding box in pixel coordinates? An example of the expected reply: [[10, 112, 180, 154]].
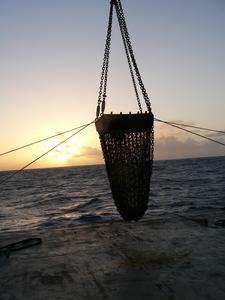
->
[[1, 212, 225, 300]]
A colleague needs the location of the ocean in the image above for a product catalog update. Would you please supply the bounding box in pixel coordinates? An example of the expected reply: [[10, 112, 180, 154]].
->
[[0, 156, 224, 233]]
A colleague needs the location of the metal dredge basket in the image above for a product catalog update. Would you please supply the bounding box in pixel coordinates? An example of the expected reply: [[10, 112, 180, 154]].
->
[[95, 0, 154, 220], [96, 113, 154, 221]]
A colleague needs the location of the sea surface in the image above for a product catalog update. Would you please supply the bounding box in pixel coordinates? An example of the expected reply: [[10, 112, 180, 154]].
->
[[0, 156, 224, 233]]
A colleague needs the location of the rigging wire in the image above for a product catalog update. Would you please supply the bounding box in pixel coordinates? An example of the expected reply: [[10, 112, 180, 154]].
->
[[1, 118, 224, 160], [155, 118, 225, 147], [0, 117, 224, 186], [162, 121, 225, 135], [0, 122, 93, 157], [0, 120, 95, 186]]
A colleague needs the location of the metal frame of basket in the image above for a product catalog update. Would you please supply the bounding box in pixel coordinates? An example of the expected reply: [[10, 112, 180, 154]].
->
[[96, 113, 154, 220]]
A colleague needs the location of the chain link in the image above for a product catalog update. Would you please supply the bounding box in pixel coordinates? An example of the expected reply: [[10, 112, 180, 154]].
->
[[116, 0, 152, 112], [96, 2, 114, 118], [96, 0, 152, 117], [114, 2, 142, 113]]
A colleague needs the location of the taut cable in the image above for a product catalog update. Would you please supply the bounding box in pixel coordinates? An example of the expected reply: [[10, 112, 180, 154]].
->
[[155, 118, 225, 147], [0, 121, 95, 186]]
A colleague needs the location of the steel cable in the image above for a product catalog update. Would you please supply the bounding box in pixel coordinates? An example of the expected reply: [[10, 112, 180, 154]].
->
[[0, 121, 95, 185], [155, 118, 225, 147], [0, 122, 94, 157]]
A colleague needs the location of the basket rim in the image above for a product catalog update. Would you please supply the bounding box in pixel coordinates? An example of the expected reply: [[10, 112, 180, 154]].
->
[[95, 112, 154, 134]]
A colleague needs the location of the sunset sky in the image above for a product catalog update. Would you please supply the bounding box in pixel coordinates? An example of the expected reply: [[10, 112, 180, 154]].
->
[[1, 0, 225, 171]]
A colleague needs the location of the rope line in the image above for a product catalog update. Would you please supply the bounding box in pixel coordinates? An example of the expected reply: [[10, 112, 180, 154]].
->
[[163, 121, 225, 135], [1, 119, 224, 159], [155, 118, 225, 147], [0, 122, 93, 157], [0, 121, 95, 186], [0, 116, 223, 186]]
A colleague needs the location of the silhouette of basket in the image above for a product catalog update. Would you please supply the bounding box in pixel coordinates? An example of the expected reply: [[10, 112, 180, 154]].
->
[[96, 113, 154, 221]]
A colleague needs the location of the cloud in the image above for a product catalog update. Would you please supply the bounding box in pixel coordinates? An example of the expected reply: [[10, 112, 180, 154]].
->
[[78, 146, 102, 157], [155, 119, 225, 157], [67, 146, 103, 165], [154, 135, 225, 160]]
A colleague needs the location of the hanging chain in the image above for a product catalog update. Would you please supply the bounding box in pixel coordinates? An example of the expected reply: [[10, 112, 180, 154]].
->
[[96, 2, 114, 118], [96, 0, 152, 117], [114, 2, 143, 113], [116, 0, 152, 113]]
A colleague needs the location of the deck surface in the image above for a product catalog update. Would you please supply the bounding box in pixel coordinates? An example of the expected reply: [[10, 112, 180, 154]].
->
[[0, 212, 225, 300]]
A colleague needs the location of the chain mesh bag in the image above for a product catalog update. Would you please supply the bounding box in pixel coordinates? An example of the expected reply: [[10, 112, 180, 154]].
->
[[95, 0, 154, 221]]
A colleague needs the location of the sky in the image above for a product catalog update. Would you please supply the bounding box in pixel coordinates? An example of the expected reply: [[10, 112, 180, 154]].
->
[[0, 0, 225, 170]]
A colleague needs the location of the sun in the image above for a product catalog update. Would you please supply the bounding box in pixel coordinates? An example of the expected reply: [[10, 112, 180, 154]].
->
[[48, 138, 78, 164], [55, 150, 69, 162]]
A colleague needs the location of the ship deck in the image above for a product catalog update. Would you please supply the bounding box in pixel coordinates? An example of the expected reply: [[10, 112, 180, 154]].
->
[[1, 210, 225, 300]]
